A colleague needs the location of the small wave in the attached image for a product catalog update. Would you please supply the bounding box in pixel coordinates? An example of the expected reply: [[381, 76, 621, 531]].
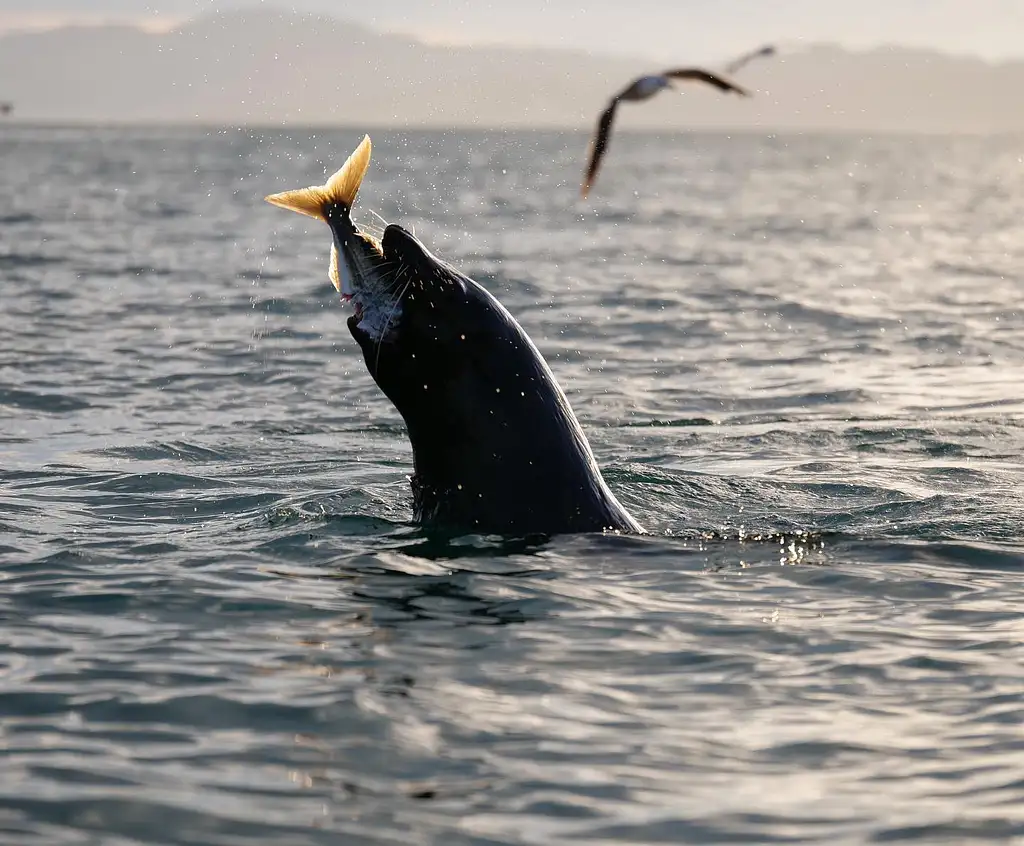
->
[[0, 253, 62, 269], [252, 296, 303, 315], [722, 389, 874, 415], [0, 388, 91, 414], [932, 259, 1008, 279], [619, 417, 717, 428], [254, 422, 331, 436], [0, 213, 40, 225], [258, 507, 403, 534], [91, 490, 285, 524], [120, 264, 176, 277], [237, 268, 286, 281], [94, 441, 229, 462], [138, 201, 189, 220], [84, 471, 226, 494]]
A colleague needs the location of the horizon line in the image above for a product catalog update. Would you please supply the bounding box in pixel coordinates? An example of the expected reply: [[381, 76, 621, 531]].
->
[[1, 119, 1021, 139]]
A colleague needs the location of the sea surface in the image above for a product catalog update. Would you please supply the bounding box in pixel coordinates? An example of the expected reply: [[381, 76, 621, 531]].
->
[[2, 125, 1024, 845]]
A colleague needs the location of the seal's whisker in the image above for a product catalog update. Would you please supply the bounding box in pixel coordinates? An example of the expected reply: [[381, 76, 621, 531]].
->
[[358, 217, 386, 242], [374, 266, 413, 372], [369, 259, 402, 300], [365, 207, 389, 229]]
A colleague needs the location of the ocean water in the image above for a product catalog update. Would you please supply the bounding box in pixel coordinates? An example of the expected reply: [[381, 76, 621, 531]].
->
[[2, 124, 1024, 845]]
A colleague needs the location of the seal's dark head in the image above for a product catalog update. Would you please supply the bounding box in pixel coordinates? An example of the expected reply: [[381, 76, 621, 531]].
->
[[347, 224, 641, 537]]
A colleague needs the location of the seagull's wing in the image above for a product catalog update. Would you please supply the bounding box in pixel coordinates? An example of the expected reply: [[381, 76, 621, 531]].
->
[[723, 44, 776, 75], [611, 76, 646, 100], [581, 99, 620, 199], [660, 67, 751, 96]]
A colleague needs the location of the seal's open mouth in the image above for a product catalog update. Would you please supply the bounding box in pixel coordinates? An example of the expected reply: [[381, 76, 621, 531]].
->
[[340, 291, 368, 324]]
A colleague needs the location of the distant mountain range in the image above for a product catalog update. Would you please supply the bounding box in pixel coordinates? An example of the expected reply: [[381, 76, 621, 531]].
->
[[0, 8, 1020, 133]]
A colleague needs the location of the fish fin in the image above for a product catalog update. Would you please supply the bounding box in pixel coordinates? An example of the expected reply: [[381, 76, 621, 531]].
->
[[264, 134, 373, 221], [328, 243, 341, 292], [322, 135, 372, 210]]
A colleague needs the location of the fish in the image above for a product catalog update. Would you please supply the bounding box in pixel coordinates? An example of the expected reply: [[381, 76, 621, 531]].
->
[[264, 135, 400, 339]]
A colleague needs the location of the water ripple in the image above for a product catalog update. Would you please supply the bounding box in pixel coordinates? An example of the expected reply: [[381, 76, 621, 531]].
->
[[2, 126, 1024, 844]]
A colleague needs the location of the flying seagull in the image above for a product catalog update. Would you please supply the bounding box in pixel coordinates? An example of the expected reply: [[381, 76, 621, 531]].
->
[[580, 68, 749, 199], [724, 44, 777, 75]]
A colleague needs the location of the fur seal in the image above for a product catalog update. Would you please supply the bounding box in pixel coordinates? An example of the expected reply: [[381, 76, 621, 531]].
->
[[266, 136, 643, 537]]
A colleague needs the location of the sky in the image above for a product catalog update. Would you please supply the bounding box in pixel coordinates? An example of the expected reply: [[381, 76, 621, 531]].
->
[[1, 0, 1023, 62]]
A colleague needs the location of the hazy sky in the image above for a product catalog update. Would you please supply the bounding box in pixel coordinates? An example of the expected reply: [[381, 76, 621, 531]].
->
[[1, 0, 1023, 62]]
